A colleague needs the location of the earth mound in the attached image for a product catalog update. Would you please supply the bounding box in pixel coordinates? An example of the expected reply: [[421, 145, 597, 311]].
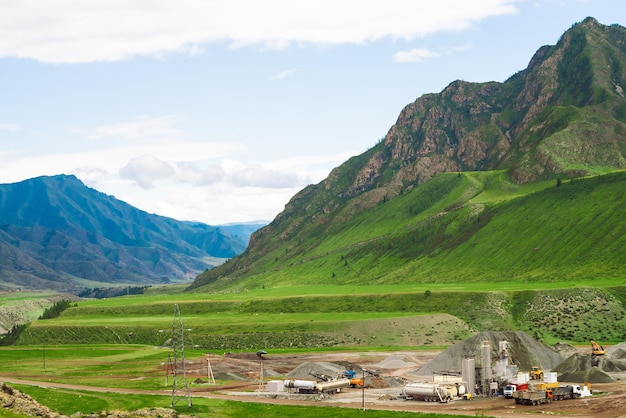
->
[[413, 331, 566, 376]]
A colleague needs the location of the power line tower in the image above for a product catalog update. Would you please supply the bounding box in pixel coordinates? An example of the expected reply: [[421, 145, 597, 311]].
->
[[170, 304, 192, 407]]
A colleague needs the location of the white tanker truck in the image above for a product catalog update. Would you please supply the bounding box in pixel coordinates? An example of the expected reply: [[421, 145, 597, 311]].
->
[[403, 382, 466, 402], [284, 378, 351, 394]]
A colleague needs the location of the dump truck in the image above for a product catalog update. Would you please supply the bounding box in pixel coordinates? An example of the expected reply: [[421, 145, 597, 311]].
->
[[552, 385, 592, 400], [513, 389, 552, 405]]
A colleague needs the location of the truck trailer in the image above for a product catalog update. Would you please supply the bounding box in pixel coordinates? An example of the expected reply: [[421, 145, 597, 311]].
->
[[403, 383, 453, 403], [283, 378, 351, 394], [512, 389, 552, 405]]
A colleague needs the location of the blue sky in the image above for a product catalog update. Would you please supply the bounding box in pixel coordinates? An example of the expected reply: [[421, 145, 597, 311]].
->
[[1, 0, 624, 224]]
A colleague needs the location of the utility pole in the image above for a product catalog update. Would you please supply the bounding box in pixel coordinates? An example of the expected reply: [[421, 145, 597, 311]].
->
[[170, 304, 192, 407], [206, 354, 215, 384], [362, 368, 366, 411]]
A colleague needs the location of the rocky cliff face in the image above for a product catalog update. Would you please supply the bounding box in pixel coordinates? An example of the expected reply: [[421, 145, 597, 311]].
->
[[353, 18, 625, 195]]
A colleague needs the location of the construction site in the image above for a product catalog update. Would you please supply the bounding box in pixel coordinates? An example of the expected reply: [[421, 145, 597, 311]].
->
[[169, 331, 626, 417]]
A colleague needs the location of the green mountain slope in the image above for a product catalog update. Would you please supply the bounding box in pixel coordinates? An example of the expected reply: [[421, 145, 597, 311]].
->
[[191, 18, 626, 291], [192, 170, 625, 290]]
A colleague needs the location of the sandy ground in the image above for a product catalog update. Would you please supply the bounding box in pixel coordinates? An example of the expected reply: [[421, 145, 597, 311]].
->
[[3, 349, 626, 417]]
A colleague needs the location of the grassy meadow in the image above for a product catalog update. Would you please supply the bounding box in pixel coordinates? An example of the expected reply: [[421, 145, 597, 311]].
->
[[7, 382, 471, 418], [7, 278, 626, 352]]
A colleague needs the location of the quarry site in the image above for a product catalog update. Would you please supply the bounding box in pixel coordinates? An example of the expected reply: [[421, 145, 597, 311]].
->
[[4, 331, 626, 417], [177, 331, 626, 417]]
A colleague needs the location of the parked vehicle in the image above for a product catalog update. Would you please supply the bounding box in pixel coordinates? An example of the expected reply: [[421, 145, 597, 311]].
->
[[403, 383, 452, 403], [513, 389, 552, 405], [503, 384, 517, 398], [284, 378, 351, 394], [552, 385, 592, 400]]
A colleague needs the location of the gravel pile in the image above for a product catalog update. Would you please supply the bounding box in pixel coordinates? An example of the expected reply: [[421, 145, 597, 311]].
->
[[412, 331, 566, 377], [607, 342, 626, 358], [372, 354, 419, 369], [286, 361, 349, 379], [553, 353, 620, 383]]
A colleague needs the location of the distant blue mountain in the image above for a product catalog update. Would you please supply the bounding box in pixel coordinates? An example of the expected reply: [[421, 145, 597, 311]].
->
[[0, 174, 265, 293]]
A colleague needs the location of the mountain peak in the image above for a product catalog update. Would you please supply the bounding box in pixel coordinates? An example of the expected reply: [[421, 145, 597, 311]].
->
[[190, 17, 626, 291]]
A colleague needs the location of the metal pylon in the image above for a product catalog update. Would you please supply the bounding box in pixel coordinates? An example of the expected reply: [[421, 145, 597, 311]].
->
[[170, 304, 192, 407]]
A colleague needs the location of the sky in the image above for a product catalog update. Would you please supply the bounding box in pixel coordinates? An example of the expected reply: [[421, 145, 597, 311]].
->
[[1, 1, 624, 225]]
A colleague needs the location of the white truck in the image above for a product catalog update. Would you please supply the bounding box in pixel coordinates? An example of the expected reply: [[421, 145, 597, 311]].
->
[[503, 384, 517, 398]]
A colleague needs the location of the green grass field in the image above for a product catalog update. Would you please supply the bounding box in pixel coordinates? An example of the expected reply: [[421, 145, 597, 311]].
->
[[7, 383, 473, 418]]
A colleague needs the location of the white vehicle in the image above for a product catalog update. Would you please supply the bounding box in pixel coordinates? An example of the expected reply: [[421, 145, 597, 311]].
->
[[503, 384, 517, 398]]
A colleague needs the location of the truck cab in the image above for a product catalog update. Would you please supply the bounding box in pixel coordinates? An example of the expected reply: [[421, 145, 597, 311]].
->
[[503, 384, 517, 398]]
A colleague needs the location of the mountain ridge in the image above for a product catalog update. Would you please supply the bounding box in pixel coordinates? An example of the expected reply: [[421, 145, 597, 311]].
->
[[190, 17, 626, 290], [0, 174, 264, 292]]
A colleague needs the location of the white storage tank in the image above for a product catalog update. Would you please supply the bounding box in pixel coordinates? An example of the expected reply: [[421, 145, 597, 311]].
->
[[315, 378, 351, 393], [284, 379, 316, 391], [404, 383, 451, 402]]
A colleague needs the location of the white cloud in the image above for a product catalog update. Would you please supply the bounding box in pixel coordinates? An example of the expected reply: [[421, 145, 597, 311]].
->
[[229, 163, 300, 188], [269, 69, 297, 80], [393, 48, 441, 63], [88, 115, 185, 143], [119, 154, 176, 188], [0, 123, 19, 132], [393, 42, 475, 63], [175, 161, 225, 186], [0, 0, 519, 63]]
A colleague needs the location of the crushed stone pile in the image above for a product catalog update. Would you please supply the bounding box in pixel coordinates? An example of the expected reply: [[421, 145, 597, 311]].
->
[[371, 354, 419, 369], [552, 341, 578, 356], [286, 361, 349, 380], [413, 331, 566, 377], [607, 342, 626, 358], [554, 353, 626, 383]]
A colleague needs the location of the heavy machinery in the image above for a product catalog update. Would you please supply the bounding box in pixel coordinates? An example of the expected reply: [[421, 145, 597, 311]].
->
[[590, 340, 606, 356], [530, 366, 544, 380], [342, 370, 364, 388]]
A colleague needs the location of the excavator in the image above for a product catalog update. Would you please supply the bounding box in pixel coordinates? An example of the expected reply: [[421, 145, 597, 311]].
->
[[590, 340, 606, 356]]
